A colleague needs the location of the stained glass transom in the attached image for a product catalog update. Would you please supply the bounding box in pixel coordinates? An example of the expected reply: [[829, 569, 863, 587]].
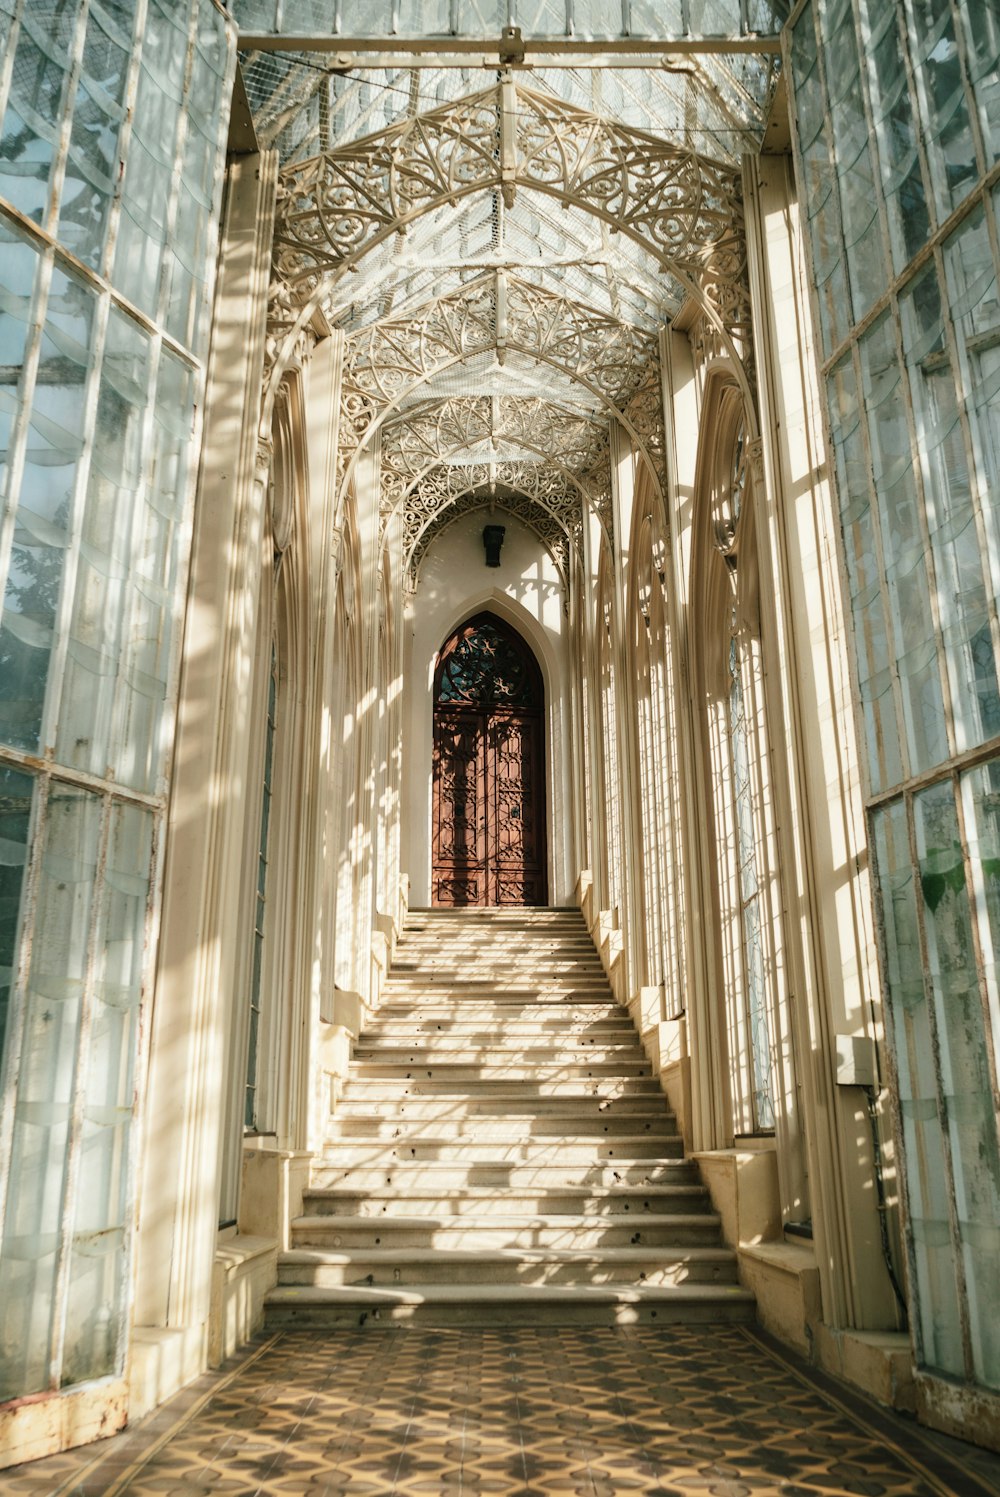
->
[[436, 615, 542, 709]]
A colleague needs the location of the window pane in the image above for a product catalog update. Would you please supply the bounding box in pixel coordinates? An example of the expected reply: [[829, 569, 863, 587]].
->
[[0, 214, 41, 532], [61, 801, 152, 1387], [957, 0, 1000, 167], [858, 0, 930, 274], [900, 262, 1000, 752], [0, 763, 34, 1068], [791, 11, 852, 358], [944, 203, 1000, 617], [825, 0, 885, 325], [55, 308, 153, 780], [828, 355, 902, 791], [110, 0, 190, 323], [905, 0, 978, 221], [872, 797, 963, 1378], [0, 784, 102, 1401], [0, 3, 80, 226], [915, 778, 1000, 1391], [0, 264, 97, 755], [859, 312, 948, 775], [110, 350, 194, 793], [56, 2, 133, 270]]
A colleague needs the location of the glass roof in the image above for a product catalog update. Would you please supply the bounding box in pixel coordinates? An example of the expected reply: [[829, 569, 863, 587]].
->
[[242, 56, 782, 168], [249, 1, 782, 556], [326, 188, 673, 335], [235, 0, 786, 166], [381, 395, 609, 474], [234, 0, 788, 43]]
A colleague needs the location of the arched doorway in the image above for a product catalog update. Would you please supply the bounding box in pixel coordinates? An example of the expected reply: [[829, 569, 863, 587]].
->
[[432, 612, 547, 907]]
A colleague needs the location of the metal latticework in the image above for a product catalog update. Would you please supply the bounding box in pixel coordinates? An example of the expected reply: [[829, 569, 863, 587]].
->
[[255, 14, 773, 586]]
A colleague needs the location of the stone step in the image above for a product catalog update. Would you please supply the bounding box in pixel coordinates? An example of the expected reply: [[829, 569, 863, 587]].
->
[[277, 1245, 739, 1288], [276, 906, 754, 1337], [395, 949, 595, 957], [403, 908, 584, 919], [314, 1160, 694, 1189], [359, 1019, 635, 1040], [349, 1060, 652, 1081], [330, 1113, 677, 1139], [333, 1092, 670, 1119], [312, 1136, 683, 1166], [394, 930, 596, 943], [371, 1001, 624, 1020], [340, 1076, 664, 1099], [388, 967, 604, 981], [303, 1184, 707, 1216], [264, 1281, 756, 1330], [289, 1213, 725, 1250], [386, 970, 604, 982], [380, 984, 613, 1000], [394, 946, 599, 962], [378, 999, 616, 1014], [351, 1043, 648, 1065]]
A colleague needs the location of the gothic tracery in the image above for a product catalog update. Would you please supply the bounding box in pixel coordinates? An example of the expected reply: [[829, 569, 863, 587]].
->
[[265, 76, 751, 569]]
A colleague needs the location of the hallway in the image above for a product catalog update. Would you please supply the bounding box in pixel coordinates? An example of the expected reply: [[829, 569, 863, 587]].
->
[[4, 0, 1000, 1474], [6, 1326, 999, 1497]]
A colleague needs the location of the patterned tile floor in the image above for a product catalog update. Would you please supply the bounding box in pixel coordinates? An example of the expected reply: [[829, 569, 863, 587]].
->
[[5, 1326, 1000, 1497]]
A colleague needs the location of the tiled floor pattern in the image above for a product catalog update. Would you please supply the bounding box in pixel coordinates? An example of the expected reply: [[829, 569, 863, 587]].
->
[[6, 1326, 1000, 1497]]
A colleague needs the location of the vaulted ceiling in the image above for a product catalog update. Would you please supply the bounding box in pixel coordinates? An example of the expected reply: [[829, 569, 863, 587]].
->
[[235, 2, 787, 583]]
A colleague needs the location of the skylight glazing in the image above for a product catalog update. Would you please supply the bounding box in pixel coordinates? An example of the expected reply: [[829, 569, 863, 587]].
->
[[234, 0, 788, 41], [242, 55, 780, 166], [258, 2, 762, 580], [327, 191, 671, 335]]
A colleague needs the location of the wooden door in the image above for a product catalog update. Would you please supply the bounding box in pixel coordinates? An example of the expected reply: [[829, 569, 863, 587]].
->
[[432, 614, 547, 906]]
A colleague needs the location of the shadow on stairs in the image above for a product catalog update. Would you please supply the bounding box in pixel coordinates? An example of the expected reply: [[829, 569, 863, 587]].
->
[[266, 907, 755, 1329]]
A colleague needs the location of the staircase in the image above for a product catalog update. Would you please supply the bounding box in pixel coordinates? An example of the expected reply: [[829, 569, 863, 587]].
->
[[266, 908, 754, 1328]]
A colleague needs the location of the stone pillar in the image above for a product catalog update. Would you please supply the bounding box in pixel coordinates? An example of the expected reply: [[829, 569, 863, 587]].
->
[[130, 149, 279, 1413], [741, 152, 897, 1333]]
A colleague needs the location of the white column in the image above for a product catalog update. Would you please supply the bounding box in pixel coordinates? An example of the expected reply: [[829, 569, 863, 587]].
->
[[299, 331, 345, 1154], [660, 326, 728, 1155], [130, 150, 279, 1409], [742, 153, 896, 1331]]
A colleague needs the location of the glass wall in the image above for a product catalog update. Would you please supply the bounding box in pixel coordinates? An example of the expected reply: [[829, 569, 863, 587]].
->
[[0, 0, 233, 1399], [789, 0, 1000, 1392]]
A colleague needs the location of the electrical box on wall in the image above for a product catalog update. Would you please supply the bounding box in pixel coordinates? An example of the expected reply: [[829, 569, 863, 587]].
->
[[834, 1033, 876, 1088]]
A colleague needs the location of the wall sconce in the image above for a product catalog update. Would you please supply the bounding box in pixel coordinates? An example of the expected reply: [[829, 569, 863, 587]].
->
[[482, 524, 506, 567]]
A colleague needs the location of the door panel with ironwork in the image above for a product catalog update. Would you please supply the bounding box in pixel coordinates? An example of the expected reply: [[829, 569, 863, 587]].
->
[[433, 711, 486, 906]]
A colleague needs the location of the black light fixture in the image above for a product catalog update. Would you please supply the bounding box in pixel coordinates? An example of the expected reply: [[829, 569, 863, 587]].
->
[[482, 524, 506, 567]]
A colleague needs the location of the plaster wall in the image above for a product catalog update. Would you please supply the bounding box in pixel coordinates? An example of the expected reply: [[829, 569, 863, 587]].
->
[[402, 512, 574, 907]]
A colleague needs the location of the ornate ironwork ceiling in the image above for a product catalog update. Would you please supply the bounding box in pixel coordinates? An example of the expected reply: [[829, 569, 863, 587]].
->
[[252, 11, 777, 584], [381, 395, 611, 563]]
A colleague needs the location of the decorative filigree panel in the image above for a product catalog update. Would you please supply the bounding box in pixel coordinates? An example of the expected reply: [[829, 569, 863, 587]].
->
[[404, 472, 578, 589], [623, 368, 668, 494], [437, 617, 542, 709], [378, 395, 611, 564], [343, 274, 655, 413], [338, 274, 660, 519], [381, 396, 607, 488], [273, 79, 750, 354]]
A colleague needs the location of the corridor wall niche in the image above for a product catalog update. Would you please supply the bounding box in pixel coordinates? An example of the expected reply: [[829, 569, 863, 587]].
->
[[432, 612, 547, 908]]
